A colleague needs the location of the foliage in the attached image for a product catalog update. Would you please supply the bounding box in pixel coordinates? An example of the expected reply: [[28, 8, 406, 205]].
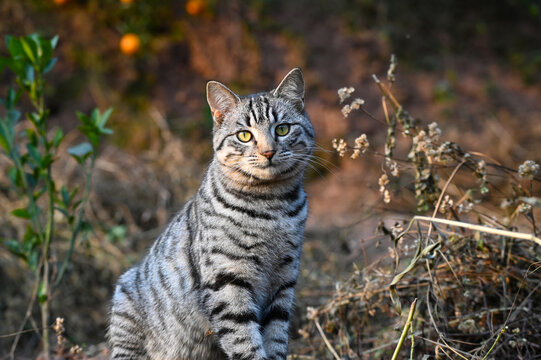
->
[[0, 34, 112, 358]]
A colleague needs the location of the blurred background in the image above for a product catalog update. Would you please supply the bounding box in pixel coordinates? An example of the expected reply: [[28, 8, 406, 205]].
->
[[1, 0, 540, 358]]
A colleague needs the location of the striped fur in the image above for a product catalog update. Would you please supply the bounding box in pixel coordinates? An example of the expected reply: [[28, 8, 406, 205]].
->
[[109, 68, 314, 360]]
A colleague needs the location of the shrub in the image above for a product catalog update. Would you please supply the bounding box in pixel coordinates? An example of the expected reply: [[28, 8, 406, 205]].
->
[[0, 34, 112, 358]]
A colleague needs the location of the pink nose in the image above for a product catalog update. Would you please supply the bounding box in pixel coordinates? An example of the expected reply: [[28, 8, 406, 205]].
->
[[261, 150, 276, 159]]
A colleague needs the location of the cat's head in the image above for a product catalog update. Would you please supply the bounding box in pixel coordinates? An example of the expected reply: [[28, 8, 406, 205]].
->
[[207, 68, 314, 185]]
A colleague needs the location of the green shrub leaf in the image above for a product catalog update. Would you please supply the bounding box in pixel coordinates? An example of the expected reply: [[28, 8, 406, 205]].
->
[[68, 142, 93, 163], [11, 208, 31, 219]]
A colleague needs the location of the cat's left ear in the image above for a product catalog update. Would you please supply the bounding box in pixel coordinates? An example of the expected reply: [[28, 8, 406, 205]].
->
[[273, 68, 305, 112], [207, 81, 240, 126]]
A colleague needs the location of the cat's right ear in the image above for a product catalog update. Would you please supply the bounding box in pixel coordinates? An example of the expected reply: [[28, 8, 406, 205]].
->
[[206, 81, 240, 126]]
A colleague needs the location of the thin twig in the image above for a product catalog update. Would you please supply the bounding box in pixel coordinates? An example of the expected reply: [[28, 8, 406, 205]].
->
[[426, 160, 466, 245], [481, 327, 506, 360], [314, 319, 341, 360], [372, 75, 400, 109], [414, 216, 541, 246]]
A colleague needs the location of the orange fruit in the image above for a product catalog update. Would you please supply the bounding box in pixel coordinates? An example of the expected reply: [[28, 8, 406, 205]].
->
[[186, 0, 205, 16], [54, 0, 68, 4], [119, 33, 140, 55], [120, 0, 134, 3]]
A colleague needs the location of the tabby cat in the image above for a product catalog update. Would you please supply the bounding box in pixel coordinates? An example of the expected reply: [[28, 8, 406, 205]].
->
[[109, 68, 314, 360]]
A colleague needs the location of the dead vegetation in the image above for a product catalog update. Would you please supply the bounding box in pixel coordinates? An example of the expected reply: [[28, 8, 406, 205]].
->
[[289, 58, 541, 360]]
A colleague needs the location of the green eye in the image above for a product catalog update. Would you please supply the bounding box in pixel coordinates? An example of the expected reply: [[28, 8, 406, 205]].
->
[[275, 124, 290, 136], [236, 131, 253, 142]]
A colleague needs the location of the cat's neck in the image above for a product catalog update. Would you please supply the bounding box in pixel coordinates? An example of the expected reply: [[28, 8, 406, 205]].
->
[[207, 158, 304, 197]]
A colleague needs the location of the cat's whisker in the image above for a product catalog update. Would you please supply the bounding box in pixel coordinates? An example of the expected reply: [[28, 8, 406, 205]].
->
[[285, 154, 338, 176]]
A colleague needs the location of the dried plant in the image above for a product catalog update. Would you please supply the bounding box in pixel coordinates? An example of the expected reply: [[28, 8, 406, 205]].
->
[[297, 55, 541, 360]]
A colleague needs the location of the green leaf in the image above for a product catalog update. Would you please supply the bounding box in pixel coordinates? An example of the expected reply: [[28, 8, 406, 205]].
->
[[51, 35, 59, 49], [61, 185, 70, 207], [68, 142, 93, 163], [24, 64, 34, 84], [25, 171, 38, 189], [40, 154, 54, 168], [20, 37, 37, 64], [0, 122, 12, 152], [100, 107, 114, 126], [91, 108, 99, 123], [28, 111, 41, 127], [11, 208, 31, 219], [0, 109, 20, 152], [8, 167, 20, 187], [5, 88, 22, 109], [26, 128, 38, 147], [6, 35, 23, 59], [68, 142, 93, 157], [76, 111, 91, 126], [8, 108, 21, 123], [26, 143, 42, 165], [43, 58, 57, 74], [0, 57, 24, 77], [4, 239, 28, 261], [28, 250, 39, 271], [52, 128, 64, 148]]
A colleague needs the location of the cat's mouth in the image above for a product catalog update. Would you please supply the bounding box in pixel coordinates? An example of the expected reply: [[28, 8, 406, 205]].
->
[[252, 158, 275, 169]]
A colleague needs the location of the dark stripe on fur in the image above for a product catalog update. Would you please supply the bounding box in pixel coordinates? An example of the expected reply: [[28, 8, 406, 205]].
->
[[211, 180, 275, 220], [220, 311, 258, 324], [210, 302, 228, 317], [185, 202, 201, 289], [261, 306, 290, 327], [211, 247, 262, 265], [205, 272, 254, 293], [286, 197, 307, 217]]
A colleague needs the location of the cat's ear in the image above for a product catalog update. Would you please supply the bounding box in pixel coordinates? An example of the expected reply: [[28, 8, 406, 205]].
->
[[206, 81, 240, 126], [273, 68, 305, 112]]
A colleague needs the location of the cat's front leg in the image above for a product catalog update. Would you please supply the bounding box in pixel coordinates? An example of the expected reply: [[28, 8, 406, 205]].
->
[[201, 272, 268, 360], [261, 280, 296, 360]]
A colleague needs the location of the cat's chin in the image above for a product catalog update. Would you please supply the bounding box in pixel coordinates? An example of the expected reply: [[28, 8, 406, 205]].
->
[[220, 162, 304, 186], [250, 163, 304, 182]]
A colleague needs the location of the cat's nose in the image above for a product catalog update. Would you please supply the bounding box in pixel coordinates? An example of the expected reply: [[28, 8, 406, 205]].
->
[[261, 150, 276, 159]]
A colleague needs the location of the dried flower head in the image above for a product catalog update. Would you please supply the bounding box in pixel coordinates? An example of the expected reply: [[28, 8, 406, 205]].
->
[[518, 160, 539, 180], [383, 189, 391, 204], [439, 195, 454, 214], [387, 54, 398, 83], [457, 201, 474, 214], [332, 138, 348, 157], [378, 173, 389, 193], [386, 158, 399, 177], [351, 134, 369, 159], [475, 160, 489, 194], [428, 122, 442, 142], [70, 345, 83, 354], [341, 98, 365, 118], [337, 87, 355, 103], [52, 317, 65, 346]]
